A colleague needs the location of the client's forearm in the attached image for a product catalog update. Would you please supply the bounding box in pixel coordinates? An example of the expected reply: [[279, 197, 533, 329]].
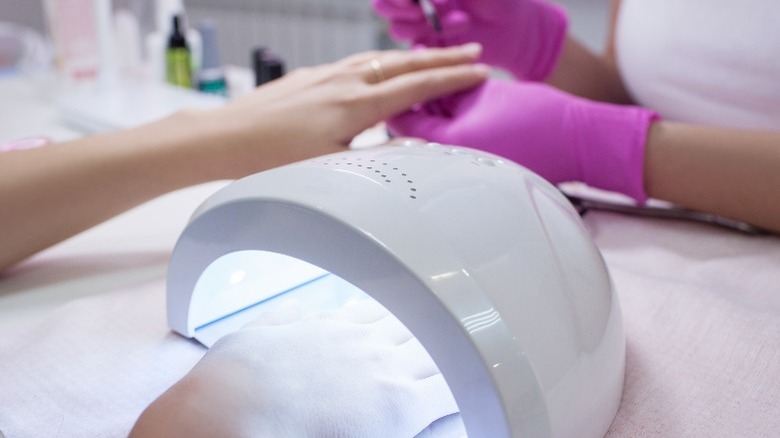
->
[[0, 110, 234, 271]]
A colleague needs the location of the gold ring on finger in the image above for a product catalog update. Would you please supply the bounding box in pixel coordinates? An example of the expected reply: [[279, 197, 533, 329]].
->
[[369, 58, 386, 83]]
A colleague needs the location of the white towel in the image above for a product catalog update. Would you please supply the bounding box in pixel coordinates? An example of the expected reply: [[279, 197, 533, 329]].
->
[[0, 277, 204, 437]]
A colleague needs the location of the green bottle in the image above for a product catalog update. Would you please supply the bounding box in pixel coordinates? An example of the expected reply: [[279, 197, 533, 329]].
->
[[166, 15, 192, 88]]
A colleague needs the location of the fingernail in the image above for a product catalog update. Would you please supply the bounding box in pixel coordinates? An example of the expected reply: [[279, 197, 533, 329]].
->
[[461, 42, 483, 55], [471, 63, 490, 75]]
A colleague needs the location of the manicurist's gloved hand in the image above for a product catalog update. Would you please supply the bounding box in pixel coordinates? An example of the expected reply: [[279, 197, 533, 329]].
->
[[372, 0, 568, 81], [388, 79, 659, 203], [131, 299, 457, 438]]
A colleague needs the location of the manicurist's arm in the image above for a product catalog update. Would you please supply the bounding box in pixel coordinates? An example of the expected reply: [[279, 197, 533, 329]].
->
[[544, 33, 632, 104], [644, 122, 780, 233], [544, 0, 631, 103], [0, 44, 488, 272], [549, 0, 780, 231]]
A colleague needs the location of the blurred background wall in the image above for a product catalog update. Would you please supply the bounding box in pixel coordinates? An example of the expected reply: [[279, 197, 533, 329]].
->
[[0, 0, 612, 71]]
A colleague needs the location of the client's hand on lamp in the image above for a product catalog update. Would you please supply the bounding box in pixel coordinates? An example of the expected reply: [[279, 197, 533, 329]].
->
[[0, 44, 488, 272], [388, 79, 658, 203], [131, 300, 456, 437], [373, 0, 568, 81]]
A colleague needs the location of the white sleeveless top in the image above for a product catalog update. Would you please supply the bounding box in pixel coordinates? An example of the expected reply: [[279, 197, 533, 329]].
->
[[615, 0, 780, 129]]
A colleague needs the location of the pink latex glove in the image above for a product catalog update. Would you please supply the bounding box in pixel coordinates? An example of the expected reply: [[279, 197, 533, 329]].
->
[[388, 79, 659, 202], [372, 0, 568, 81]]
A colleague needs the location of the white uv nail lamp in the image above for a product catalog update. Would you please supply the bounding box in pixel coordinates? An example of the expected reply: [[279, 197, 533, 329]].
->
[[166, 142, 624, 437]]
